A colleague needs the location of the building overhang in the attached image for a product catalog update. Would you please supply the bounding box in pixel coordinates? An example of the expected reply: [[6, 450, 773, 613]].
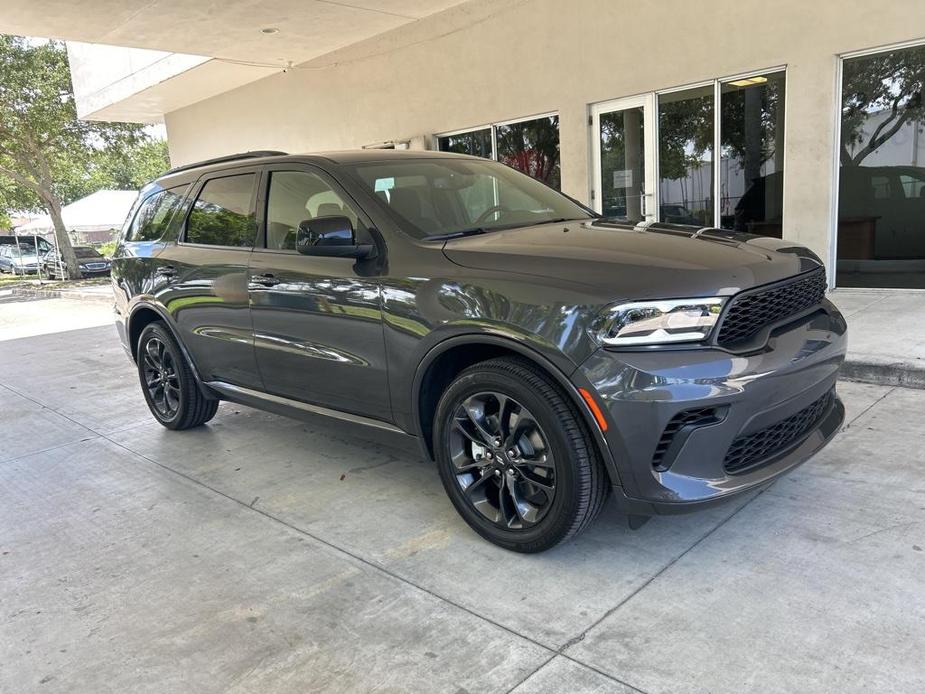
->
[[0, 0, 470, 122]]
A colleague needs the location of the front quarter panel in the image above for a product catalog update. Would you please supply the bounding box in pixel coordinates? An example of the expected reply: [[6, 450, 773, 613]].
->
[[380, 246, 608, 427]]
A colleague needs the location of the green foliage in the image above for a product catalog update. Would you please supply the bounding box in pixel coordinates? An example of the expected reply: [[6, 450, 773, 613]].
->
[[96, 240, 117, 258], [0, 36, 150, 210], [0, 35, 169, 277], [90, 138, 170, 192]]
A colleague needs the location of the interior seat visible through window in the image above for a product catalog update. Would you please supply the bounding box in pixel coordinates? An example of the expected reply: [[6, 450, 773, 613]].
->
[[265, 170, 366, 251]]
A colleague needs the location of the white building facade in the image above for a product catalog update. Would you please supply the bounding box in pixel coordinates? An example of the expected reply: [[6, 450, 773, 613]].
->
[[3, 0, 924, 288]]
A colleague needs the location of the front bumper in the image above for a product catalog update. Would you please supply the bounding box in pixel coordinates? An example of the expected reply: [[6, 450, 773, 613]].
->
[[576, 300, 847, 515]]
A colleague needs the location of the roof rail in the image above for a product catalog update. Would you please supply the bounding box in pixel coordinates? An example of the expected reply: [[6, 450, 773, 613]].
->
[[164, 150, 288, 176]]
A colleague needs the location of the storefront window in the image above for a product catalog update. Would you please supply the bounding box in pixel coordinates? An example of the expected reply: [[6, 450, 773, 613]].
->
[[658, 86, 714, 226], [719, 72, 786, 234], [495, 115, 561, 189], [437, 115, 561, 189], [837, 45, 925, 288], [437, 129, 492, 159]]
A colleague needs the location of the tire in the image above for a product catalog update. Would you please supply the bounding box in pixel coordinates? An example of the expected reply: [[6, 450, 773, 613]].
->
[[137, 322, 219, 430], [434, 357, 609, 553]]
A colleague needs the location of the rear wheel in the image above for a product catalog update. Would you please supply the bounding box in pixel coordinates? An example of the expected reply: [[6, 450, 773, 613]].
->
[[434, 357, 609, 553], [137, 322, 218, 430]]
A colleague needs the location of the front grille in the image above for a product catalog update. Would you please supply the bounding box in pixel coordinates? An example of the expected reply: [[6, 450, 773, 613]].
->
[[724, 388, 835, 474], [653, 406, 723, 471], [84, 262, 107, 270], [717, 268, 827, 348]]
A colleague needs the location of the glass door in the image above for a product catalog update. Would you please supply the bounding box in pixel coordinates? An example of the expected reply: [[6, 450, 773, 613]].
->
[[591, 94, 656, 222]]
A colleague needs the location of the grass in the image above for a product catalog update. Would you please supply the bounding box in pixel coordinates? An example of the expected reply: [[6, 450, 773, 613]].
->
[[0, 274, 110, 290]]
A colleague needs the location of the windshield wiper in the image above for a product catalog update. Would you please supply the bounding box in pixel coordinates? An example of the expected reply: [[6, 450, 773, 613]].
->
[[422, 227, 488, 242]]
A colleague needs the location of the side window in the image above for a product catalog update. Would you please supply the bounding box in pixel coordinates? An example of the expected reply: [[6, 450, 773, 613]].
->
[[186, 174, 257, 248], [125, 186, 188, 242], [265, 171, 365, 251]]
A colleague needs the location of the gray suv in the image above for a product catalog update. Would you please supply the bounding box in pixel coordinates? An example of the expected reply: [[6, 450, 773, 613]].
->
[[112, 150, 846, 552]]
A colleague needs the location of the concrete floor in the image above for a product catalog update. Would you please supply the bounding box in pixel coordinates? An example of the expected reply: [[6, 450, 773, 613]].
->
[[829, 289, 925, 386], [1, 298, 923, 693]]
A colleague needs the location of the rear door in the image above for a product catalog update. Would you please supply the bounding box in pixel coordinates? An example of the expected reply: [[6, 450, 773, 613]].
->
[[154, 167, 261, 388], [247, 163, 390, 419]]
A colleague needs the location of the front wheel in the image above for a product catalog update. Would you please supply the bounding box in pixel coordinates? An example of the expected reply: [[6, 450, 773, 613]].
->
[[137, 322, 218, 430], [434, 357, 609, 553]]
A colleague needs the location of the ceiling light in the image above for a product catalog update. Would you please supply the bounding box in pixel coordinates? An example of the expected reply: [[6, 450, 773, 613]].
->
[[260, 27, 279, 34], [728, 76, 768, 87]]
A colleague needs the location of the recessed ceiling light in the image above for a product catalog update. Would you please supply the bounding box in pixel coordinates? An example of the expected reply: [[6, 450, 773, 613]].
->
[[260, 27, 279, 34], [728, 76, 768, 87]]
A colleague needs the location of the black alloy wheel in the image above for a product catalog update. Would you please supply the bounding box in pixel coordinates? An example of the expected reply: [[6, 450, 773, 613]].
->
[[136, 322, 219, 430], [141, 335, 181, 419], [434, 357, 609, 553], [449, 391, 557, 529]]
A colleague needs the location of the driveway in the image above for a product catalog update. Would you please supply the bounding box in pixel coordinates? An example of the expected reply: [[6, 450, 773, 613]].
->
[[1, 298, 923, 693]]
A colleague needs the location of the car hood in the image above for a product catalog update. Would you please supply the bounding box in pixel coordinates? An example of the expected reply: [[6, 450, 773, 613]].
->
[[442, 222, 823, 301]]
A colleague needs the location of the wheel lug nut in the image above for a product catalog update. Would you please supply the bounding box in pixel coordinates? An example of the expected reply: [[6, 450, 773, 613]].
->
[[494, 470, 501, 476], [493, 438, 502, 446]]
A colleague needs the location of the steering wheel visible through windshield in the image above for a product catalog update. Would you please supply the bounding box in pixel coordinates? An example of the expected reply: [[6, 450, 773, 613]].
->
[[346, 157, 594, 240]]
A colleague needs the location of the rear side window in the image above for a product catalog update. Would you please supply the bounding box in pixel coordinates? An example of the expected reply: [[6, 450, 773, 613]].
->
[[185, 174, 257, 248], [125, 186, 187, 242]]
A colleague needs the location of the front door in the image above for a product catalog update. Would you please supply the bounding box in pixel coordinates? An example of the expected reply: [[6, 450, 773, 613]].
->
[[591, 94, 656, 222], [248, 165, 390, 420]]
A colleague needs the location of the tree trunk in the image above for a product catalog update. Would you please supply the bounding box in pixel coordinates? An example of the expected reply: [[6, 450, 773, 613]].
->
[[46, 196, 82, 279]]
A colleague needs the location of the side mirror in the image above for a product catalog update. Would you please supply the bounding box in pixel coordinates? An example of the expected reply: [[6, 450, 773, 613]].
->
[[296, 216, 375, 259]]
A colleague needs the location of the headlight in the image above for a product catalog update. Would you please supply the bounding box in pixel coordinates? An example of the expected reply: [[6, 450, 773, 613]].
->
[[594, 298, 726, 346]]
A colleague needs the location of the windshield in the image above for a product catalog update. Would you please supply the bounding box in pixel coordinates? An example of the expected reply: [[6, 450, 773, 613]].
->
[[74, 248, 103, 259], [346, 158, 593, 239], [7, 246, 37, 258]]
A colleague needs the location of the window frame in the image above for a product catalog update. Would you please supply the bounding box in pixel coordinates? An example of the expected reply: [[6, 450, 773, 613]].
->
[[179, 167, 261, 251], [255, 162, 378, 256]]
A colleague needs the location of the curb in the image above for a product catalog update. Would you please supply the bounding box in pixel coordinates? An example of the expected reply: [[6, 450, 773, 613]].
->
[[840, 359, 925, 390], [10, 287, 113, 305]]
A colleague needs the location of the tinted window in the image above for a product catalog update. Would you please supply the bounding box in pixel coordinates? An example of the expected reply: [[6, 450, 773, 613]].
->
[[126, 186, 187, 242], [720, 72, 786, 232], [837, 44, 925, 288], [495, 115, 561, 189], [658, 85, 714, 226], [437, 129, 493, 158], [74, 248, 103, 259], [265, 171, 364, 251], [186, 174, 256, 247]]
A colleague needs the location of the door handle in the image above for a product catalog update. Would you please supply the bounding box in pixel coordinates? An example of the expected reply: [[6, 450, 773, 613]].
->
[[250, 273, 281, 287], [155, 265, 177, 278]]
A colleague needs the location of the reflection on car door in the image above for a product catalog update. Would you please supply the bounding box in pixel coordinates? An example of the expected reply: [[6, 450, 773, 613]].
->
[[248, 165, 390, 420], [153, 168, 261, 388]]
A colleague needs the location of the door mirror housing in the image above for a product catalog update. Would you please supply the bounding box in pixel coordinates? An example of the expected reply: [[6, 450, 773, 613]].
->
[[296, 216, 375, 258]]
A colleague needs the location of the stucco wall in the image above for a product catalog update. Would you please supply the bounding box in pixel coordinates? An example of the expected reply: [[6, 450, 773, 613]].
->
[[164, 0, 925, 262]]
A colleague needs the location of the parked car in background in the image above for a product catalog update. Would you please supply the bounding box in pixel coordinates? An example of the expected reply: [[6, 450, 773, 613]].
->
[[42, 245, 111, 278], [0, 244, 41, 274], [113, 150, 846, 553], [0, 235, 53, 254]]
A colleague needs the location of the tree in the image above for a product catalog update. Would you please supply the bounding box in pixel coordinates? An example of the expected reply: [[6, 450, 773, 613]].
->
[[0, 36, 156, 278], [840, 46, 925, 166]]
